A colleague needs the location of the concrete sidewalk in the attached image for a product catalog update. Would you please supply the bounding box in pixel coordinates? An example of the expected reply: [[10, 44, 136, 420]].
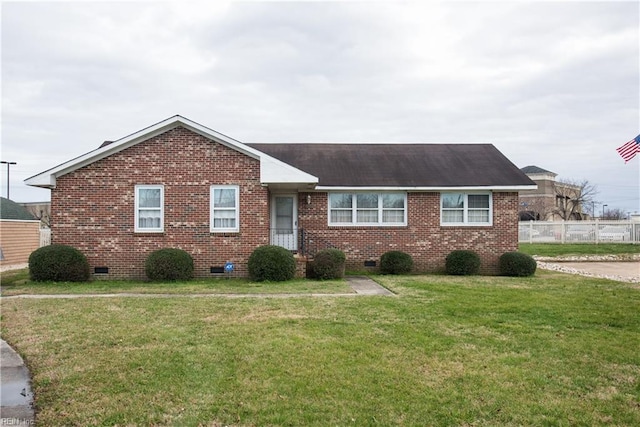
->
[[0, 340, 34, 426], [347, 276, 395, 295]]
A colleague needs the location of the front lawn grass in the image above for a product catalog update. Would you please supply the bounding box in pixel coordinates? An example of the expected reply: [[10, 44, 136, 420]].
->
[[519, 242, 640, 257], [0, 269, 352, 296], [2, 270, 639, 426]]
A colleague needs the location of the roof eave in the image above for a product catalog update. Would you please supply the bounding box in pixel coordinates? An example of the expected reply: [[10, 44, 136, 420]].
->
[[313, 185, 539, 191], [260, 156, 319, 186], [24, 174, 57, 189], [24, 115, 318, 189]]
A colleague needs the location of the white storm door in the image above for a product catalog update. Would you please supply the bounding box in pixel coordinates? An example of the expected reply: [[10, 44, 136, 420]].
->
[[271, 194, 298, 251]]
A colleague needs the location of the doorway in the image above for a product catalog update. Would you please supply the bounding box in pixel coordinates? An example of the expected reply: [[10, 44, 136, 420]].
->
[[271, 194, 298, 251]]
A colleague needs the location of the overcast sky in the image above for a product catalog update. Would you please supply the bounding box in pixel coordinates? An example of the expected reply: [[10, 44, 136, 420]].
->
[[2, 1, 639, 215]]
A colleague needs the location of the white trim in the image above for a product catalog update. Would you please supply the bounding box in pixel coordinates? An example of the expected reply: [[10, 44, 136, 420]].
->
[[440, 192, 493, 227], [260, 156, 318, 185], [328, 192, 407, 227], [134, 185, 164, 233], [316, 185, 537, 192], [0, 219, 41, 223], [210, 185, 240, 233], [24, 115, 318, 188]]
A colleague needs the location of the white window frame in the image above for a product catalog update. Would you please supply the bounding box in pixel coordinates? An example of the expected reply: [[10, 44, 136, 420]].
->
[[440, 192, 493, 226], [328, 192, 407, 226], [134, 185, 164, 233], [210, 185, 240, 233]]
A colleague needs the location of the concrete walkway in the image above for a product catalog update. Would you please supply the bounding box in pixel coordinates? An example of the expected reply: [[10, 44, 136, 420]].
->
[[0, 340, 34, 426], [537, 261, 639, 283], [347, 276, 395, 295]]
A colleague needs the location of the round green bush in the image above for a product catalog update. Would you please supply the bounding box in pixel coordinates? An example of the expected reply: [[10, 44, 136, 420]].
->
[[499, 251, 537, 277], [311, 248, 346, 280], [445, 250, 481, 275], [380, 250, 414, 275], [248, 245, 296, 282], [145, 248, 194, 281], [29, 244, 90, 282]]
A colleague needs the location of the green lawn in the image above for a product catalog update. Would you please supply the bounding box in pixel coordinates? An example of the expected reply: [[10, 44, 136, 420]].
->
[[1, 270, 639, 426], [519, 242, 640, 257], [0, 269, 352, 296]]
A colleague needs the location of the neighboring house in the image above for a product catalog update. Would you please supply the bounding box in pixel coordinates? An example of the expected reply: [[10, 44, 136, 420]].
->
[[25, 115, 536, 279], [518, 166, 585, 221], [0, 197, 40, 267]]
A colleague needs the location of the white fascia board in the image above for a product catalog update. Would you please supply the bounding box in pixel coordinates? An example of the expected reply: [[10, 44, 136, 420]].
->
[[25, 115, 317, 188], [314, 185, 538, 192], [24, 173, 56, 188], [260, 156, 318, 185]]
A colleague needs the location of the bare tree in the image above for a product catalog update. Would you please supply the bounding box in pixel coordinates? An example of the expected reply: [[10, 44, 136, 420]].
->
[[24, 204, 51, 227], [603, 208, 626, 220], [519, 196, 556, 220], [553, 179, 598, 220]]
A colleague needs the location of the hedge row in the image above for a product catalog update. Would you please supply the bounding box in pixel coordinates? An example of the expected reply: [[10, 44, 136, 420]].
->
[[27, 245, 536, 283], [445, 249, 537, 277]]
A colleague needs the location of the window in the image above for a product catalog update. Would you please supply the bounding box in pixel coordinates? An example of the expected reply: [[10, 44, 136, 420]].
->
[[441, 193, 492, 226], [329, 193, 406, 226], [135, 185, 164, 232], [211, 185, 239, 232]]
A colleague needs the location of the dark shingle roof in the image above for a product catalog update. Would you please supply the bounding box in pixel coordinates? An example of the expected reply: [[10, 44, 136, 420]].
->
[[249, 143, 535, 187], [520, 165, 555, 175], [0, 197, 36, 220]]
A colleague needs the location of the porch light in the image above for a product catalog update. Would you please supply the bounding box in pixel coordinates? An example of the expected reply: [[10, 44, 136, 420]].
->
[[307, 194, 311, 205]]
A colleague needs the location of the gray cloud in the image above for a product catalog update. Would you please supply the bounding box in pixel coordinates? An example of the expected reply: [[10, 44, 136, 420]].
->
[[2, 1, 638, 212]]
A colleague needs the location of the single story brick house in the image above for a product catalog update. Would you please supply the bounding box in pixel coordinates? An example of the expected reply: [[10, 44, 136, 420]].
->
[[25, 115, 536, 279]]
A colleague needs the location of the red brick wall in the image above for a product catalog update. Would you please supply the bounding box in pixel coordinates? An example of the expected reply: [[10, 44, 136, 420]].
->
[[51, 126, 269, 279], [297, 191, 519, 274]]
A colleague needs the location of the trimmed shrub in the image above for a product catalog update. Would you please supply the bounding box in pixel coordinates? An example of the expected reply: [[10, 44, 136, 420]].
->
[[310, 248, 346, 280], [29, 244, 90, 282], [380, 251, 414, 275], [500, 251, 537, 277], [248, 245, 296, 282], [445, 250, 481, 275], [145, 248, 194, 281]]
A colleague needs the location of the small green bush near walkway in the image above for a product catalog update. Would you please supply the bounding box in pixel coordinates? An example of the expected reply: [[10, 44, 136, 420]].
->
[[28, 244, 90, 282], [2, 270, 638, 426]]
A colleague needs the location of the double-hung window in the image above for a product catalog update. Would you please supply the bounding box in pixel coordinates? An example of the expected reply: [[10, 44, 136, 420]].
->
[[441, 193, 492, 226], [211, 185, 239, 232], [329, 193, 406, 226], [135, 185, 164, 232]]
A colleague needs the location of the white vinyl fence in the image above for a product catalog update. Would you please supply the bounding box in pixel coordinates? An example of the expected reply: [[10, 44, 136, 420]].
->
[[39, 228, 51, 247], [519, 220, 640, 244]]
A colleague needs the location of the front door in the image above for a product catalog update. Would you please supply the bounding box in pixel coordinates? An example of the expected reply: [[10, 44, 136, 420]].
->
[[271, 194, 298, 251]]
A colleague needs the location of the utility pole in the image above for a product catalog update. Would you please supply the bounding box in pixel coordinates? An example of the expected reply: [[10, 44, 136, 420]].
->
[[1, 161, 17, 200]]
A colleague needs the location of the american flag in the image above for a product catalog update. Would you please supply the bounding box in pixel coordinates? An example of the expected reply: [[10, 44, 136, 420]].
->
[[616, 135, 640, 163]]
